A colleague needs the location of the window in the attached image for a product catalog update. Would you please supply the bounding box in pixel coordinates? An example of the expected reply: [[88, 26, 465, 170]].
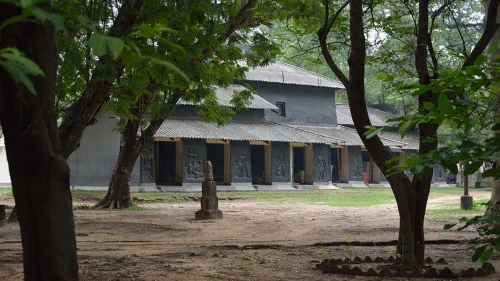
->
[[276, 102, 286, 117]]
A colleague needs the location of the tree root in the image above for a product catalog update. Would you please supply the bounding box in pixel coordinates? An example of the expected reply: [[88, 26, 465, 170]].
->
[[93, 197, 132, 209]]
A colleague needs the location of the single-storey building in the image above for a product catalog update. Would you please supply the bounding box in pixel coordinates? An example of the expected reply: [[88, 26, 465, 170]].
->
[[0, 62, 451, 190], [63, 62, 450, 191]]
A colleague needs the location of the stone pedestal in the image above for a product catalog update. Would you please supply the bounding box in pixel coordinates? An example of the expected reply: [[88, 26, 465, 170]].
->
[[195, 181, 223, 219], [461, 195, 474, 210], [195, 161, 223, 220]]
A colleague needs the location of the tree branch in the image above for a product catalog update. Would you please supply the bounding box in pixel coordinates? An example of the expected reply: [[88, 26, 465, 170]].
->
[[448, 7, 469, 58], [317, 0, 350, 89], [430, 0, 457, 35], [463, 0, 500, 69], [202, 0, 258, 60], [58, 0, 144, 159], [416, 0, 431, 86]]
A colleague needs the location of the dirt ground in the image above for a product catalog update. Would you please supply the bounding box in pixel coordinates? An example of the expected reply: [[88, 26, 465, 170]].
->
[[1, 190, 499, 280]]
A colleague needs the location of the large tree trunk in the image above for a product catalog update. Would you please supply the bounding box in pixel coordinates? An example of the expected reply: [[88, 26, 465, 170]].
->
[[317, 0, 437, 270], [0, 3, 78, 280]]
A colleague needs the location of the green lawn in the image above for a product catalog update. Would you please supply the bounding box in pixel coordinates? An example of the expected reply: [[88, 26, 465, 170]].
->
[[1, 187, 490, 209], [426, 199, 489, 222], [0, 188, 12, 196]]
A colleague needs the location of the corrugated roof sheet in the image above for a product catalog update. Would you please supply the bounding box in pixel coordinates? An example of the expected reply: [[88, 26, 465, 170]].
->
[[243, 61, 345, 89], [178, 84, 278, 110], [291, 125, 406, 149], [154, 117, 343, 144], [379, 131, 420, 151], [336, 104, 399, 127]]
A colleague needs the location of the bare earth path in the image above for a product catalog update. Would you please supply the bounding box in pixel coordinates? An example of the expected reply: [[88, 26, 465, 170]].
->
[[0, 190, 497, 280]]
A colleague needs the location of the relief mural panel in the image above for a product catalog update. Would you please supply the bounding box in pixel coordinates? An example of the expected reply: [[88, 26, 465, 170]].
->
[[314, 144, 331, 182], [231, 142, 252, 183], [271, 142, 291, 182], [182, 140, 206, 183]]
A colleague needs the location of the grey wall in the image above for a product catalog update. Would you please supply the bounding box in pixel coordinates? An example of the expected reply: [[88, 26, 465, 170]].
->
[[171, 105, 266, 121], [140, 140, 155, 184], [271, 142, 291, 183], [68, 112, 140, 186], [231, 141, 252, 183], [243, 81, 337, 125], [314, 144, 331, 183], [182, 139, 206, 184], [347, 146, 364, 181], [434, 166, 447, 182]]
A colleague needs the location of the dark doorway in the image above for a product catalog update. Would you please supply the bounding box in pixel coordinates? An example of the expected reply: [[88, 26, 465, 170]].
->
[[250, 145, 265, 184], [362, 151, 370, 172], [158, 142, 177, 185], [293, 146, 305, 183], [207, 144, 225, 184], [331, 148, 340, 182], [362, 151, 371, 183]]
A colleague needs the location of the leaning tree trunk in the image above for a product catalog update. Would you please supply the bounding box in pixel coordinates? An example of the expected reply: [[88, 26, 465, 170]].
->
[[58, 0, 144, 159], [0, 3, 78, 280], [94, 92, 181, 209], [94, 118, 142, 209], [487, 3, 500, 214]]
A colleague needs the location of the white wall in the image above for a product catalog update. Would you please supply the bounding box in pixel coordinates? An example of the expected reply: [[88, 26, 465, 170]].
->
[[0, 140, 11, 185]]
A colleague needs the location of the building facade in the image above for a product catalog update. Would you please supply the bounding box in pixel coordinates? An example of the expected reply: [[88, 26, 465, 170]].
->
[[0, 136, 10, 186], [0, 62, 447, 191]]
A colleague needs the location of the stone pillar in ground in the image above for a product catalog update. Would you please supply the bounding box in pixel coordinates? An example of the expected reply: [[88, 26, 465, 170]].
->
[[340, 147, 349, 182], [461, 195, 474, 210], [195, 161, 223, 219]]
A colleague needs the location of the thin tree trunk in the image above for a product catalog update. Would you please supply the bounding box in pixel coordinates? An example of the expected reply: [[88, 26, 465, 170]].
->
[[0, 3, 78, 279]]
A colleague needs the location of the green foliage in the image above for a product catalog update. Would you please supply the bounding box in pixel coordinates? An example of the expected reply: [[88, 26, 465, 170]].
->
[[446, 202, 500, 263], [0, 1, 67, 95], [95, 0, 280, 129], [389, 45, 500, 179], [0, 48, 44, 95]]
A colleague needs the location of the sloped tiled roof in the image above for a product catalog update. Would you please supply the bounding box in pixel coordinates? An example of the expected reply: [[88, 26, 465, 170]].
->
[[379, 131, 420, 151], [155, 117, 343, 144], [243, 61, 345, 89], [178, 84, 278, 110], [291, 125, 406, 149], [336, 104, 399, 127]]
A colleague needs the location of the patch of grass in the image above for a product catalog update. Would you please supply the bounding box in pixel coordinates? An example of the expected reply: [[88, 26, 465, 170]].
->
[[4, 186, 491, 209], [427, 199, 489, 222], [0, 188, 12, 196], [70, 190, 107, 201]]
